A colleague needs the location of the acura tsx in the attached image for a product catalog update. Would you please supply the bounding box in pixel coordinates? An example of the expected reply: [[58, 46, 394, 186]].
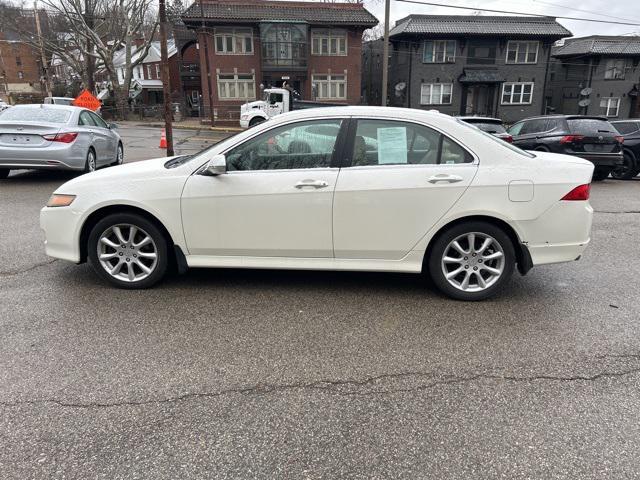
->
[[39, 107, 594, 300]]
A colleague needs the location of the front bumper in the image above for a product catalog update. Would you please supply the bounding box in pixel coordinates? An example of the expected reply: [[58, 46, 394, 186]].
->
[[239, 118, 250, 129], [40, 206, 83, 263]]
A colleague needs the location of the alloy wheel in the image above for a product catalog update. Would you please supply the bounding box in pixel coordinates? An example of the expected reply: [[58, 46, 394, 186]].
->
[[441, 232, 505, 292], [87, 150, 96, 172], [116, 145, 124, 165], [97, 224, 158, 282]]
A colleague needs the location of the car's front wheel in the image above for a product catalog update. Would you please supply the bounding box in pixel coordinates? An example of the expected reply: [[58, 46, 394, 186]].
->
[[113, 143, 124, 166], [87, 213, 168, 289], [84, 148, 97, 173], [428, 221, 515, 301]]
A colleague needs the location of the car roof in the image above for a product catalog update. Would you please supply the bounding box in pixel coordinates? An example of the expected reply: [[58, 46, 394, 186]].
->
[[517, 115, 609, 122], [11, 103, 85, 112], [611, 119, 640, 123]]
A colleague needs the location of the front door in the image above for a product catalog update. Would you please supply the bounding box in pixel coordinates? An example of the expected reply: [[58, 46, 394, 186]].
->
[[181, 118, 346, 258], [462, 84, 496, 117], [333, 118, 478, 260]]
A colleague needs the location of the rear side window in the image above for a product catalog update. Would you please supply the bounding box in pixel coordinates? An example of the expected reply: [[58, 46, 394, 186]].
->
[[0, 107, 70, 123], [567, 118, 616, 135], [79, 111, 96, 126], [613, 122, 639, 135], [351, 119, 473, 166], [520, 118, 548, 135]]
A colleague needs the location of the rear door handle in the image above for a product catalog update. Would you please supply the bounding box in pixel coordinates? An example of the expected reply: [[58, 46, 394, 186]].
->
[[428, 174, 463, 184], [295, 180, 329, 189]]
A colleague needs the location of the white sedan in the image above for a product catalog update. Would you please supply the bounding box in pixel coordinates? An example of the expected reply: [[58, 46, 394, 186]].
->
[[40, 107, 594, 300]]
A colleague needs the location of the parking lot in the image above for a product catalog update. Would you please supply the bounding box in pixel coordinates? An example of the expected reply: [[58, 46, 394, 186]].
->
[[1, 124, 640, 479]]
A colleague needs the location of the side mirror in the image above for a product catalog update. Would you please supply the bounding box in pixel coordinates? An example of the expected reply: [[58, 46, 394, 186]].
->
[[204, 154, 226, 176], [109, 123, 118, 129]]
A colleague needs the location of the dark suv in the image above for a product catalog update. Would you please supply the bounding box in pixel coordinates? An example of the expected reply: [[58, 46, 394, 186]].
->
[[610, 119, 640, 180], [458, 117, 512, 143], [507, 115, 624, 181]]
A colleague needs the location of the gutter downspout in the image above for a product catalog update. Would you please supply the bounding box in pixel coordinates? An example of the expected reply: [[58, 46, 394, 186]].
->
[[541, 41, 552, 115], [407, 41, 413, 108]]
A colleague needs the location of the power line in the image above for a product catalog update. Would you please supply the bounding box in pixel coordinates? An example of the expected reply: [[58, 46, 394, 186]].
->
[[393, 0, 640, 26], [531, 0, 640, 24]]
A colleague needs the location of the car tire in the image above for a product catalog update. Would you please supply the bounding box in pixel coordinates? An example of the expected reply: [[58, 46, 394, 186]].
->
[[113, 143, 124, 166], [87, 213, 169, 289], [249, 117, 265, 127], [610, 151, 636, 180], [84, 148, 97, 173], [0, 168, 9, 179], [428, 221, 515, 301], [533, 146, 549, 152], [592, 168, 611, 181]]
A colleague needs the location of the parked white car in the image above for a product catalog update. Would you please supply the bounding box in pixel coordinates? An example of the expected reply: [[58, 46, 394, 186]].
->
[[40, 107, 594, 300]]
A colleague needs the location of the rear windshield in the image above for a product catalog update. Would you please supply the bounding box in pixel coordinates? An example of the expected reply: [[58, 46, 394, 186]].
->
[[612, 122, 639, 135], [0, 107, 71, 123], [567, 118, 616, 135], [466, 121, 507, 134]]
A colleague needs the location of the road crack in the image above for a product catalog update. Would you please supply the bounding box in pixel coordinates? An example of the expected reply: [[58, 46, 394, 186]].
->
[[2, 354, 640, 409], [0, 259, 57, 277]]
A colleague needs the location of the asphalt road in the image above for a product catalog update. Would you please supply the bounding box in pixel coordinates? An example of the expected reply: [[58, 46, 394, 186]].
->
[[1, 127, 640, 479]]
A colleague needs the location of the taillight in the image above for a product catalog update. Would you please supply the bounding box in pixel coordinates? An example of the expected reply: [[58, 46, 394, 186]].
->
[[561, 184, 590, 201], [614, 135, 624, 144], [503, 134, 513, 143], [42, 132, 78, 143], [559, 135, 585, 144]]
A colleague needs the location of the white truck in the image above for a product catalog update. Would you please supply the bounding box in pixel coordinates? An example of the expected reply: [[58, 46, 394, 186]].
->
[[239, 88, 345, 128]]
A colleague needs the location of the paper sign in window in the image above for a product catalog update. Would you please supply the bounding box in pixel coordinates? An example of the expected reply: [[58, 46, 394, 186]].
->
[[377, 127, 407, 164]]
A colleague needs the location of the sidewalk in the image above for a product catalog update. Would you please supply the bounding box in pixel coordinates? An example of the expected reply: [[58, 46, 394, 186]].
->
[[116, 119, 243, 133]]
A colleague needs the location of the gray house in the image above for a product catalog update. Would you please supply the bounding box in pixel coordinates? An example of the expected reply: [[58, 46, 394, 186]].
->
[[366, 15, 571, 123], [547, 36, 640, 120]]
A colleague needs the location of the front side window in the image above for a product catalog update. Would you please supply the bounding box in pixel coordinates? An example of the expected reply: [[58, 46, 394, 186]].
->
[[423, 40, 456, 63], [420, 83, 452, 105], [90, 112, 108, 128], [225, 119, 343, 171], [78, 111, 96, 126], [502, 82, 534, 105], [506, 41, 539, 64], [215, 28, 253, 55], [604, 59, 626, 79], [311, 29, 347, 56], [217, 73, 256, 101], [600, 97, 620, 117], [312, 74, 347, 100], [350, 119, 472, 166]]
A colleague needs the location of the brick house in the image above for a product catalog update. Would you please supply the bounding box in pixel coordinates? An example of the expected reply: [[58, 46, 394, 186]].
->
[[546, 36, 640, 120], [365, 15, 570, 123], [181, 0, 377, 122]]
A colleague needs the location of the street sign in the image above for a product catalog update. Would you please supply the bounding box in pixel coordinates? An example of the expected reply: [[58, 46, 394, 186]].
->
[[72, 89, 101, 111]]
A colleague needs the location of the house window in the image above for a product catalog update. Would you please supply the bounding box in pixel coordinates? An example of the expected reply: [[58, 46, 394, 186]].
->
[[146, 65, 152, 79], [311, 29, 347, 56], [600, 97, 620, 117], [604, 59, 626, 79], [467, 41, 496, 64], [15, 56, 22, 67], [422, 40, 456, 63], [217, 73, 256, 100], [155, 64, 160, 79], [215, 28, 253, 55], [501, 82, 534, 104], [420, 83, 452, 105], [312, 74, 347, 100], [118, 68, 124, 83], [506, 41, 539, 64]]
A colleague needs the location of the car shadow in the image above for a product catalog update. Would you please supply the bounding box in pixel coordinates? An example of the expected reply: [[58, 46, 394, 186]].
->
[[6, 169, 80, 184]]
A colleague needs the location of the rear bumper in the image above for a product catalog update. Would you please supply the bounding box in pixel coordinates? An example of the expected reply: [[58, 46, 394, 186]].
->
[[569, 152, 623, 168], [0, 143, 87, 170]]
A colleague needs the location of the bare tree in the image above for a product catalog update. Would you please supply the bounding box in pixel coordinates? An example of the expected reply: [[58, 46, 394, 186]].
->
[[1, 0, 158, 116], [362, 23, 384, 42]]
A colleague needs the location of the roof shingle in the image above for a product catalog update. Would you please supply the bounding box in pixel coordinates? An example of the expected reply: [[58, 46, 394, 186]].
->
[[182, 1, 378, 27], [390, 15, 571, 38], [553, 35, 640, 57]]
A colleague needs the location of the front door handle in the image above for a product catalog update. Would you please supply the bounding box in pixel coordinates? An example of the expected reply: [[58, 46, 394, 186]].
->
[[428, 174, 463, 184], [295, 179, 329, 189]]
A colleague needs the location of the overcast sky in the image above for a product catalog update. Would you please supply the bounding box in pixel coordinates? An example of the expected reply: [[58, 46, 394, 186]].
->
[[363, 0, 640, 38]]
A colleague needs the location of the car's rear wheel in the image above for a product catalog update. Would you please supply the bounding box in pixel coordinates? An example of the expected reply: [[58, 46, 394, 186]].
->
[[610, 151, 636, 180], [0, 168, 9, 179], [87, 213, 168, 289], [428, 221, 515, 301], [84, 148, 97, 173], [592, 168, 611, 181]]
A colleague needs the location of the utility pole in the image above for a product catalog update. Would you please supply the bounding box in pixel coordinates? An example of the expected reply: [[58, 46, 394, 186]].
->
[[85, 0, 95, 93], [159, 0, 174, 155], [381, 0, 390, 106], [200, 0, 215, 126], [34, 1, 52, 98]]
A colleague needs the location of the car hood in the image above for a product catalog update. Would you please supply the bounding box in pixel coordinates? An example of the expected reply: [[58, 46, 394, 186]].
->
[[54, 156, 184, 194]]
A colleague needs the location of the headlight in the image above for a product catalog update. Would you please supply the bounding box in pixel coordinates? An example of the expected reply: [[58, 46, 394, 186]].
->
[[46, 194, 76, 207]]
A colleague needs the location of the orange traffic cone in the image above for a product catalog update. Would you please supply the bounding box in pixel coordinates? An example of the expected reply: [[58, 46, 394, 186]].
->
[[159, 128, 167, 149]]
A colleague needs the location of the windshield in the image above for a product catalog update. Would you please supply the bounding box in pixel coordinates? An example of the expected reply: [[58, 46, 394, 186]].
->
[[164, 129, 250, 168], [456, 119, 535, 158], [0, 106, 71, 123]]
